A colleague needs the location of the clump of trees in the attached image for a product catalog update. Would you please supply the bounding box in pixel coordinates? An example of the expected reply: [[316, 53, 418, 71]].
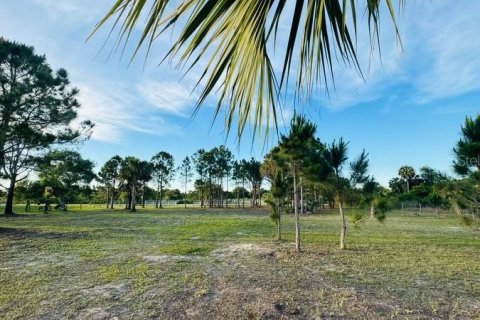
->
[[151, 151, 175, 208], [119, 157, 152, 212], [191, 148, 262, 208], [382, 114, 480, 219], [261, 114, 386, 251], [36, 150, 96, 211], [0, 38, 93, 215], [388, 166, 450, 209], [98, 156, 122, 209]]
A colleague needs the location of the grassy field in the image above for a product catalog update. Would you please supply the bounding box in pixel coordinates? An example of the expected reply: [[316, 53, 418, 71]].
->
[[0, 207, 479, 319]]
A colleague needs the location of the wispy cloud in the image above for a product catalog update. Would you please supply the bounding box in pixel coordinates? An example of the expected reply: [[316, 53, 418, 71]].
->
[[409, 2, 480, 103], [75, 81, 182, 143], [302, 1, 480, 110], [137, 80, 197, 116], [33, 0, 79, 13], [32, 0, 108, 23]]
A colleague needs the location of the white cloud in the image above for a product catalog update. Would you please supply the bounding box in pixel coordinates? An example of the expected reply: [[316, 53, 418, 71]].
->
[[75, 81, 182, 143], [31, 0, 110, 23], [313, 31, 404, 110], [137, 80, 197, 116], [75, 84, 136, 142], [33, 0, 79, 13], [409, 2, 480, 102], [291, 1, 480, 110]]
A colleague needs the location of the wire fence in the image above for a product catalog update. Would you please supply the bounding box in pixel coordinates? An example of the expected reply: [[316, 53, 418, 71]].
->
[[391, 201, 479, 218], [1, 198, 265, 210]]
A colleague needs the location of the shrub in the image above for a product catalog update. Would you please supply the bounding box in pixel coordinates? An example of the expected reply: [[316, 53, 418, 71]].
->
[[176, 200, 193, 204]]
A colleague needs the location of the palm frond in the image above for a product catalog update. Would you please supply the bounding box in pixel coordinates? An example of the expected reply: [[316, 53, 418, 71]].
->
[[91, 0, 402, 141]]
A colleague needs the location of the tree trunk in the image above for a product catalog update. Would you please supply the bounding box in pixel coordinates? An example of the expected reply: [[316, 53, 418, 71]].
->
[[61, 194, 68, 211], [339, 200, 347, 250], [110, 179, 116, 209], [276, 200, 281, 241], [131, 184, 136, 212], [452, 201, 461, 215], [209, 178, 213, 208], [251, 183, 256, 207], [370, 202, 375, 217], [4, 175, 16, 215], [159, 183, 163, 208], [236, 186, 240, 208], [220, 177, 223, 208], [293, 165, 301, 252], [44, 198, 51, 214], [126, 185, 132, 210], [184, 177, 187, 209], [300, 180, 304, 214], [242, 179, 245, 208], [226, 177, 229, 208], [141, 181, 145, 208]]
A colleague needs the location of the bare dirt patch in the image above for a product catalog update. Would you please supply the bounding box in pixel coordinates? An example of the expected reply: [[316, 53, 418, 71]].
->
[[2, 247, 80, 270], [211, 243, 277, 258], [76, 307, 116, 320], [143, 255, 204, 263], [81, 282, 128, 300]]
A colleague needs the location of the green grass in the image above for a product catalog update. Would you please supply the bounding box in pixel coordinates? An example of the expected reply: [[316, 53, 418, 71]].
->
[[1, 207, 479, 319]]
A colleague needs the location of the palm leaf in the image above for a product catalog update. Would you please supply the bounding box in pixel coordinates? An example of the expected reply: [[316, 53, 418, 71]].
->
[[90, 0, 402, 141]]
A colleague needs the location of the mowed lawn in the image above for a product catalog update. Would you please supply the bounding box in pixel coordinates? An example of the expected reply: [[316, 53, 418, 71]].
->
[[0, 207, 479, 319]]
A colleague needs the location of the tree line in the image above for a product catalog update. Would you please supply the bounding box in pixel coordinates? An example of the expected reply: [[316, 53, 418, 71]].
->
[[0, 38, 268, 215], [7, 147, 266, 214], [94, 148, 264, 212]]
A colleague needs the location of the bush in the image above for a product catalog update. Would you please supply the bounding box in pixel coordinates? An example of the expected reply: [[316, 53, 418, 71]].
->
[[460, 215, 473, 228], [373, 197, 390, 222], [350, 210, 365, 224], [176, 200, 193, 204]]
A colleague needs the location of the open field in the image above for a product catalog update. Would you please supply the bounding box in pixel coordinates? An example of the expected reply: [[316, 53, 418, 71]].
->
[[1, 208, 479, 319]]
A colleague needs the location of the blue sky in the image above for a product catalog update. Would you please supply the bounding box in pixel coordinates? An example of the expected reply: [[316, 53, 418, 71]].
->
[[1, 0, 480, 187]]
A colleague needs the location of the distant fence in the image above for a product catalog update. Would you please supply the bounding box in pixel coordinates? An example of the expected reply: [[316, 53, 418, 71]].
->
[[395, 202, 443, 214], [392, 201, 479, 217], [140, 198, 265, 207], [1, 198, 265, 209]]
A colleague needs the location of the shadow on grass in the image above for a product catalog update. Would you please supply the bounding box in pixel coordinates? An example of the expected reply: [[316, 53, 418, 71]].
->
[[0, 227, 87, 240]]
